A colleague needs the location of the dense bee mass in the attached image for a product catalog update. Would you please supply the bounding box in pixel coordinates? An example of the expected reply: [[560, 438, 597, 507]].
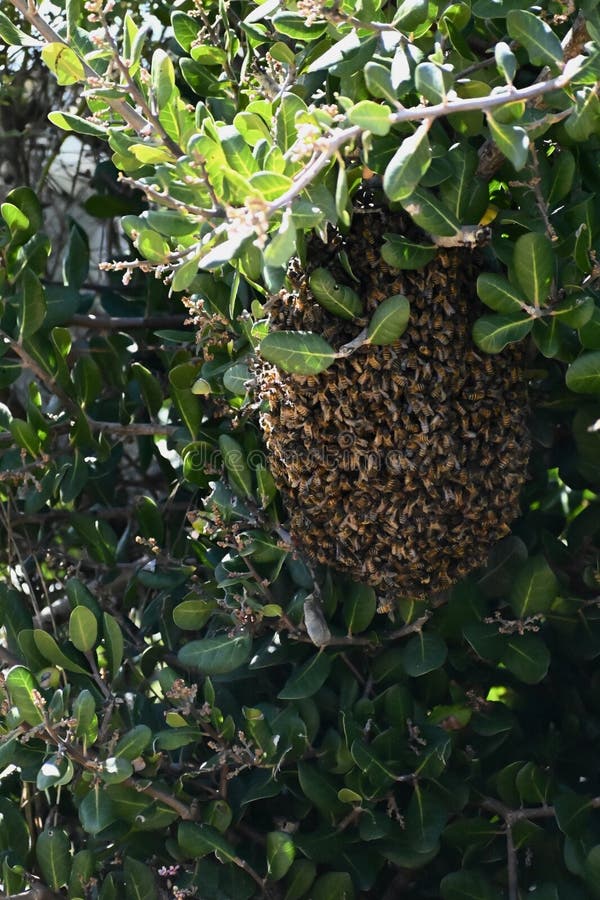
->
[[256, 205, 530, 598]]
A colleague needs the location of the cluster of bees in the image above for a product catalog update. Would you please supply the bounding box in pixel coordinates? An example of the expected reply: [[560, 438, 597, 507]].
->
[[256, 204, 530, 598]]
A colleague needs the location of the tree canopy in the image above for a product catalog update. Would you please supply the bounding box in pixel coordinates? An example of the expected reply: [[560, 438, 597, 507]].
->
[[1, 1, 600, 898]]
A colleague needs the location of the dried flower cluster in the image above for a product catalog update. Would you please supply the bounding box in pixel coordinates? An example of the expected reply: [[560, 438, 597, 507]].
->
[[256, 203, 530, 597]]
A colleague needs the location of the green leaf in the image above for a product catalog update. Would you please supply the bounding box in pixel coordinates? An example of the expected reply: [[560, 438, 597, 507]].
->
[[283, 860, 317, 900], [37, 754, 74, 790], [219, 125, 257, 178], [178, 821, 237, 862], [472, 314, 533, 353], [177, 631, 252, 673], [514, 232, 554, 307], [486, 116, 529, 170], [566, 351, 600, 394], [415, 62, 450, 104], [69, 850, 95, 899], [476, 273, 528, 314], [393, 0, 430, 31], [131, 363, 163, 417], [276, 93, 309, 153], [136, 229, 170, 263], [41, 42, 85, 85], [509, 556, 558, 618], [36, 828, 71, 891], [308, 268, 363, 320], [272, 11, 327, 40], [114, 724, 152, 760], [73, 356, 102, 408], [103, 612, 124, 679], [264, 208, 296, 269], [248, 171, 293, 202], [2, 202, 29, 237], [565, 88, 600, 141], [69, 606, 98, 653], [405, 786, 447, 851], [6, 666, 44, 725], [151, 49, 175, 108], [383, 126, 432, 201], [278, 652, 332, 699], [124, 856, 157, 900], [218, 434, 253, 498], [48, 110, 105, 138], [19, 268, 46, 339], [555, 792, 593, 837], [506, 9, 564, 67], [495, 41, 517, 82], [9, 418, 40, 458], [350, 740, 397, 790], [0, 10, 37, 45], [440, 869, 497, 899], [400, 632, 447, 676], [79, 784, 116, 835], [381, 235, 436, 270], [311, 872, 355, 900], [171, 11, 199, 52], [259, 331, 337, 375], [173, 597, 216, 630], [297, 761, 346, 820], [348, 100, 391, 136], [267, 832, 296, 881], [367, 295, 411, 345], [343, 584, 376, 634], [502, 634, 550, 684], [400, 186, 460, 237], [32, 629, 88, 674], [364, 62, 399, 104], [63, 224, 89, 290]]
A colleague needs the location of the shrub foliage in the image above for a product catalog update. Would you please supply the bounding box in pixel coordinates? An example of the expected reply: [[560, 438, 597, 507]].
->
[[2, 0, 600, 897]]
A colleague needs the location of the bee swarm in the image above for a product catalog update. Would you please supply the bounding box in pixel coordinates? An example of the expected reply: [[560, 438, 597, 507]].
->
[[256, 206, 530, 598]]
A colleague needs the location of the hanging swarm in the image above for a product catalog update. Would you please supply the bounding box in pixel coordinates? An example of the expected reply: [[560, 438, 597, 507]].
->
[[256, 205, 530, 598]]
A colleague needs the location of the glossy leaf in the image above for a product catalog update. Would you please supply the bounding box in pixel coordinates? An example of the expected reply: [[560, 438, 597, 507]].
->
[[566, 351, 600, 394], [502, 634, 550, 684], [36, 828, 71, 891], [472, 314, 533, 353], [381, 235, 436, 269], [267, 831, 296, 880], [309, 268, 363, 320], [41, 42, 85, 84], [506, 9, 563, 67], [514, 232, 554, 307], [124, 856, 157, 900], [367, 295, 410, 345], [400, 633, 447, 676], [218, 434, 253, 498], [79, 784, 116, 835], [509, 556, 558, 618], [278, 651, 332, 699], [476, 273, 527, 314], [343, 583, 377, 634], [177, 631, 252, 673], [348, 100, 391, 136], [486, 116, 529, 170], [400, 187, 460, 237], [19, 267, 46, 339], [259, 331, 337, 375], [383, 126, 432, 201], [69, 605, 98, 653], [114, 724, 152, 760]]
